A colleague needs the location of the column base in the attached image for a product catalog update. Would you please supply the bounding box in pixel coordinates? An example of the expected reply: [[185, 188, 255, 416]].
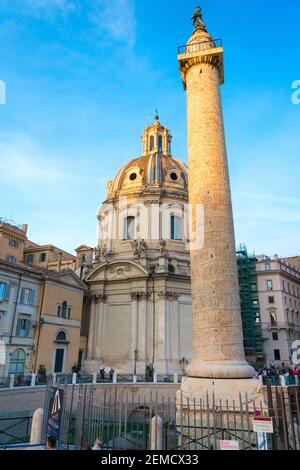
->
[[178, 376, 265, 410]]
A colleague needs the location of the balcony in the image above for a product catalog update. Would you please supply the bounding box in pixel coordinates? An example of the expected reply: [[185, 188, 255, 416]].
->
[[262, 322, 295, 331], [177, 38, 222, 55]]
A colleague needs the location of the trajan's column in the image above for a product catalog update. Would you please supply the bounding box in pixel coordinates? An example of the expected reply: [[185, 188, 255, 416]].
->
[[178, 7, 263, 402]]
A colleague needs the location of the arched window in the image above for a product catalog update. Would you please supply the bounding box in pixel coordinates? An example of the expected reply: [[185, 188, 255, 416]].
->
[[158, 135, 163, 152], [57, 301, 71, 319], [149, 136, 154, 151], [8, 348, 26, 375], [170, 215, 182, 241], [123, 216, 135, 241], [62, 301, 68, 319], [56, 331, 67, 342]]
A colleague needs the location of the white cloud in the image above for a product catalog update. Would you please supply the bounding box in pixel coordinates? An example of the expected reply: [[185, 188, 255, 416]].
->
[[0, 133, 63, 183], [5, 0, 136, 46], [88, 0, 136, 46]]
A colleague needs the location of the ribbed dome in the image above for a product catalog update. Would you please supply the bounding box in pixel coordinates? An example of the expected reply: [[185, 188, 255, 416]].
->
[[110, 153, 188, 194]]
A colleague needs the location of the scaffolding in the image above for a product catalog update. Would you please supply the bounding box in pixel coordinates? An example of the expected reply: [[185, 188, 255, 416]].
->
[[236, 244, 264, 364]]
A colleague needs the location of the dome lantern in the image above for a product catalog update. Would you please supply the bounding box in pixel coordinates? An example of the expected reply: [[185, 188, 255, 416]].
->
[[141, 113, 172, 157]]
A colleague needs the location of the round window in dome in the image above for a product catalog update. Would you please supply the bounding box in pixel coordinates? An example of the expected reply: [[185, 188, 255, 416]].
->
[[170, 172, 178, 181], [129, 172, 138, 181]]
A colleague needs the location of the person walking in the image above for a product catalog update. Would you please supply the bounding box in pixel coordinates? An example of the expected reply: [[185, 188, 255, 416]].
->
[[109, 368, 115, 382], [92, 438, 103, 450], [46, 435, 57, 450]]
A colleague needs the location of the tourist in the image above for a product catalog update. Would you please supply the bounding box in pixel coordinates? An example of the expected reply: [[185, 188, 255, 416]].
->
[[46, 435, 57, 450], [92, 437, 103, 450], [81, 443, 92, 450], [99, 367, 105, 381], [109, 368, 115, 382]]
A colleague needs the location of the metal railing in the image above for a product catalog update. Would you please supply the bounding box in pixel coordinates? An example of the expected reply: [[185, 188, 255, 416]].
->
[[0, 416, 32, 446], [0, 372, 182, 389], [178, 38, 222, 55], [42, 381, 300, 451]]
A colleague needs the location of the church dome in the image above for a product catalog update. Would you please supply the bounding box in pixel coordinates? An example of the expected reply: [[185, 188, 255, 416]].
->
[[106, 115, 188, 199]]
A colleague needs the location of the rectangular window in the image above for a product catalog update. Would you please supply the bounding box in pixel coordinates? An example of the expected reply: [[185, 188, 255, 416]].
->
[[16, 318, 31, 337], [267, 280, 273, 291], [270, 311, 277, 327], [268, 296, 275, 304], [274, 349, 281, 361], [272, 332, 279, 341], [57, 305, 62, 318], [123, 216, 135, 241], [25, 254, 34, 265], [6, 255, 17, 264], [39, 253, 47, 262], [265, 263, 271, 271], [170, 215, 182, 241], [251, 283, 257, 292], [67, 307, 72, 319], [0, 283, 10, 301], [9, 239, 19, 248], [20, 288, 35, 305], [255, 313, 261, 324]]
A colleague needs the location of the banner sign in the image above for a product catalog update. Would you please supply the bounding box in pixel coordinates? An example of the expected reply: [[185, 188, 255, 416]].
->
[[219, 440, 239, 450], [47, 387, 64, 441], [253, 417, 274, 434]]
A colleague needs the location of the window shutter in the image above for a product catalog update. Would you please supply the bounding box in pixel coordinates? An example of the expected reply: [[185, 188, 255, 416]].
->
[[25, 320, 31, 336], [30, 289, 35, 305], [20, 288, 25, 304], [4, 284, 10, 301], [16, 318, 22, 336]]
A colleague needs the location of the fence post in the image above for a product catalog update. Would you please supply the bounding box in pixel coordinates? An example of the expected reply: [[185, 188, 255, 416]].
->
[[150, 415, 163, 450], [295, 376, 299, 386], [174, 373, 178, 384], [31, 373, 37, 387], [72, 373, 77, 385], [52, 373, 57, 386], [153, 373, 157, 384], [30, 408, 44, 445], [113, 372, 117, 384], [93, 372, 97, 384], [133, 375, 137, 383], [9, 374, 15, 388]]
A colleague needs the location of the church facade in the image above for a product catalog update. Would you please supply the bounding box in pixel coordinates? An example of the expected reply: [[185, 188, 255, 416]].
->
[[81, 116, 192, 375]]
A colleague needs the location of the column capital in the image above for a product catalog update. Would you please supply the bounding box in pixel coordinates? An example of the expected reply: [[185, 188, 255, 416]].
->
[[158, 291, 180, 300], [131, 292, 150, 301], [92, 294, 107, 303]]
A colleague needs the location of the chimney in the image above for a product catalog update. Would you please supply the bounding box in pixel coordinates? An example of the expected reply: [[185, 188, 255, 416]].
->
[[57, 252, 62, 272], [21, 224, 28, 236]]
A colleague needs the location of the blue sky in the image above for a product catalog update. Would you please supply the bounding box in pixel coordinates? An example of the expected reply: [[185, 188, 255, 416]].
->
[[0, 0, 299, 256]]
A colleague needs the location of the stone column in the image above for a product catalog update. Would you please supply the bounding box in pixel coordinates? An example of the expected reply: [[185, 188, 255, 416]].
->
[[131, 293, 139, 360], [87, 295, 97, 360], [138, 292, 150, 362], [94, 295, 107, 360], [177, 18, 261, 402]]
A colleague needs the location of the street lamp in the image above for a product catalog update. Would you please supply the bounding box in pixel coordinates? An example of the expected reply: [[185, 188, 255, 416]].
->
[[133, 349, 138, 376]]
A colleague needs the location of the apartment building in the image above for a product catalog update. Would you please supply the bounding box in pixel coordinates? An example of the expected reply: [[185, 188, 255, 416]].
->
[[257, 255, 300, 367]]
